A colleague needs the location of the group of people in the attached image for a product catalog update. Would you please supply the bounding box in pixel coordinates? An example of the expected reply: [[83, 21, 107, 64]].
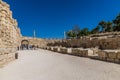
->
[[18, 45, 39, 50]]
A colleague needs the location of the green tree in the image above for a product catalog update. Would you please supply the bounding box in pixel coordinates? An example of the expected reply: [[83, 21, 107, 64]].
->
[[99, 21, 107, 32], [72, 25, 80, 33], [91, 26, 100, 34], [67, 30, 77, 38], [105, 21, 113, 32], [113, 13, 120, 31], [72, 25, 80, 38], [66, 25, 80, 38], [78, 28, 90, 36]]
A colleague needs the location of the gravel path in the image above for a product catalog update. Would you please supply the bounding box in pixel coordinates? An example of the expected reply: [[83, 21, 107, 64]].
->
[[0, 49, 120, 80]]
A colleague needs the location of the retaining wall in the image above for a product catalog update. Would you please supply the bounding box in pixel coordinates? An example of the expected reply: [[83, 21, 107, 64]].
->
[[0, 0, 21, 67], [98, 50, 120, 63], [45, 46, 120, 64]]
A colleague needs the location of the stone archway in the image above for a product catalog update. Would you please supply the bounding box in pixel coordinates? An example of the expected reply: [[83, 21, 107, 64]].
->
[[21, 40, 29, 50]]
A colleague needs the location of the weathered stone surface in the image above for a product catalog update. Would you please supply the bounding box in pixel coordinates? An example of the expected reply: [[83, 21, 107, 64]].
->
[[98, 51, 108, 61], [50, 47, 54, 51], [71, 48, 88, 57], [57, 47, 61, 52], [46, 47, 50, 50], [53, 47, 58, 52], [67, 48, 72, 54], [21, 37, 49, 48], [117, 52, 120, 59], [97, 50, 120, 63], [98, 51, 108, 58], [60, 47, 67, 54], [0, 0, 21, 67], [47, 32, 120, 50], [107, 52, 117, 59], [71, 49, 79, 55]]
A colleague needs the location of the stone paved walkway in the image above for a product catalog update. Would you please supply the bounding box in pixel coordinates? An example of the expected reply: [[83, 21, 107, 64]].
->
[[0, 49, 120, 80]]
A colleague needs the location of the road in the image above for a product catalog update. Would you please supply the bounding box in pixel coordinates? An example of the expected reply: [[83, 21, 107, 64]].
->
[[0, 49, 120, 80]]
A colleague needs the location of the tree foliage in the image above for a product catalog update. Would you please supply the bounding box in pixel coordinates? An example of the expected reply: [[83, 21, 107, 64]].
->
[[113, 14, 120, 31], [66, 13, 120, 39], [91, 26, 100, 34]]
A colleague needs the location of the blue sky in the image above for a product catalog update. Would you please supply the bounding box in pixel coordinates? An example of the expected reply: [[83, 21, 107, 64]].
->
[[3, 0, 120, 38]]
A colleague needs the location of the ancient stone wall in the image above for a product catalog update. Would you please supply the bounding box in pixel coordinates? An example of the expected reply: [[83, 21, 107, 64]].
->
[[42, 46, 120, 63], [98, 50, 120, 63], [0, 0, 21, 67], [21, 37, 48, 48], [48, 36, 120, 50]]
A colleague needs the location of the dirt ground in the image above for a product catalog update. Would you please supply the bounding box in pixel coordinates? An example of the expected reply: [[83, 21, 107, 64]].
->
[[0, 49, 120, 80]]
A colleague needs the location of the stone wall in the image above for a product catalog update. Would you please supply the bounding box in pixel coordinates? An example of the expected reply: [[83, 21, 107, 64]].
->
[[0, 0, 21, 67], [43, 46, 120, 63], [71, 48, 88, 57], [98, 50, 120, 63], [48, 36, 120, 50], [21, 37, 48, 48], [21, 37, 61, 49]]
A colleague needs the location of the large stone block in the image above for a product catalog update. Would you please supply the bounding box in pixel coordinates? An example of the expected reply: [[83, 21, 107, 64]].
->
[[117, 52, 120, 59], [71, 48, 88, 57], [60, 47, 68, 54], [50, 47, 54, 51], [98, 51, 108, 58], [98, 51, 108, 60], [53, 47, 58, 52], [82, 50, 88, 57], [47, 47, 51, 50], [67, 48, 72, 54], [71, 49, 78, 55], [57, 47, 61, 52], [108, 52, 117, 59], [71, 49, 81, 56], [46, 47, 49, 50]]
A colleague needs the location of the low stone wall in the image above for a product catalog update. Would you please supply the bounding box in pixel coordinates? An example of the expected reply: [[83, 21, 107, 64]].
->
[[0, 53, 16, 66], [46, 47, 68, 54], [50, 47, 54, 51], [98, 50, 120, 63], [53, 47, 58, 52], [0, 48, 17, 67], [66, 38, 120, 50], [47, 36, 120, 50], [67, 48, 72, 54], [47, 47, 51, 50], [46, 47, 92, 57], [72, 48, 89, 57], [98, 51, 107, 60], [46, 47, 95, 57], [44, 46, 120, 63], [59, 47, 68, 54]]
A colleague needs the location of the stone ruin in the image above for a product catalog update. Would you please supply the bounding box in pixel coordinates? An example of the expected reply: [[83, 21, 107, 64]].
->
[[0, 0, 21, 67], [48, 32, 120, 50], [46, 32, 120, 63], [0, 0, 120, 66], [0, 0, 57, 67], [20, 36, 48, 50]]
